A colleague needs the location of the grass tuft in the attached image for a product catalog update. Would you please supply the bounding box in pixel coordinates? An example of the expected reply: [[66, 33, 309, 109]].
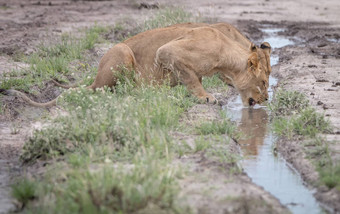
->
[[11, 179, 36, 206], [40, 160, 183, 213], [269, 89, 337, 190], [18, 81, 196, 213], [319, 164, 340, 190], [20, 83, 195, 163], [270, 90, 331, 138], [202, 74, 228, 91], [292, 108, 331, 137], [196, 117, 240, 140], [143, 7, 195, 30], [0, 25, 109, 93], [269, 89, 309, 117]]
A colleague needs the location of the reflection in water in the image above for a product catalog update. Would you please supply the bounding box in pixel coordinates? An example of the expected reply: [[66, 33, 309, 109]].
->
[[238, 108, 268, 156], [224, 27, 325, 213], [225, 82, 325, 214]]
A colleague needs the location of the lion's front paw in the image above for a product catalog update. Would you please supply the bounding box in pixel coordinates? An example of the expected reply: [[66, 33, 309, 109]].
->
[[199, 93, 218, 104]]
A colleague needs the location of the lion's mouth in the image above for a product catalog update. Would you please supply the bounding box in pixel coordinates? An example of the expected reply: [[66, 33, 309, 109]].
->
[[249, 98, 256, 106]]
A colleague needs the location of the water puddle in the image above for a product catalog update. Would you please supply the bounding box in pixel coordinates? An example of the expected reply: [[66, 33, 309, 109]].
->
[[260, 28, 294, 49], [326, 38, 340, 43], [224, 28, 325, 214]]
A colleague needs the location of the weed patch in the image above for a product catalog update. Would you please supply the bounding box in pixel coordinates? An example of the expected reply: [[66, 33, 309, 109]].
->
[[18, 82, 196, 213], [143, 7, 196, 30], [196, 120, 237, 136], [195, 114, 240, 140], [202, 74, 228, 91], [0, 25, 109, 93], [22, 157, 187, 214], [270, 90, 331, 138], [10, 8, 242, 213], [11, 179, 36, 206], [21, 83, 195, 163], [292, 108, 330, 137], [269, 89, 309, 117], [269, 89, 336, 190], [319, 164, 340, 190]]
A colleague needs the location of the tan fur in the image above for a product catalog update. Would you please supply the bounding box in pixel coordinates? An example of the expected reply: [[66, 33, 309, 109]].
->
[[2, 23, 272, 107], [117, 23, 271, 106], [154, 26, 271, 105]]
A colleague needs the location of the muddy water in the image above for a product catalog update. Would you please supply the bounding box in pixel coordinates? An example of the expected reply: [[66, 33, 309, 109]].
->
[[225, 29, 325, 214]]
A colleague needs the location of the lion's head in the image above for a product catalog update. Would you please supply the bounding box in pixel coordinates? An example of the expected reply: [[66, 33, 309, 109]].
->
[[236, 42, 272, 106]]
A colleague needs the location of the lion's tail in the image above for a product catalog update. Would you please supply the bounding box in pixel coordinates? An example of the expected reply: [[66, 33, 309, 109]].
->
[[52, 79, 79, 89], [0, 89, 57, 108]]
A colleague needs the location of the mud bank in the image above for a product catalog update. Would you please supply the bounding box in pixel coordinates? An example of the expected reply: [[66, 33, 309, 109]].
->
[[236, 19, 340, 212], [271, 21, 340, 212], [172, 103, 289, 213]]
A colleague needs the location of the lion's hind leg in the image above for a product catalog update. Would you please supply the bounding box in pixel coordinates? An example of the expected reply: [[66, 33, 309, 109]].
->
[[89, 43, 137, 90]]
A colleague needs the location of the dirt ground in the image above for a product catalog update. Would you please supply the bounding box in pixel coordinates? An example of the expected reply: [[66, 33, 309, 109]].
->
[[0, 0, 340, 213]]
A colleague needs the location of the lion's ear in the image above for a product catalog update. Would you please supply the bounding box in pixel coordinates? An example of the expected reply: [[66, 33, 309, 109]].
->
[[260, 42, 271, 55], [250, 43, 257, 52], [247, 52, 260, 77]]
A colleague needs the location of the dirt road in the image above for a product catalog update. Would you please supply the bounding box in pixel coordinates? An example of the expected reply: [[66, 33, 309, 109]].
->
[[0, 0, 339, 213]]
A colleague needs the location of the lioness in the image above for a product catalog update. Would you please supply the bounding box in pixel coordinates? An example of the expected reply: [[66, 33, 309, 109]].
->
[[1, 23, 271, 107]]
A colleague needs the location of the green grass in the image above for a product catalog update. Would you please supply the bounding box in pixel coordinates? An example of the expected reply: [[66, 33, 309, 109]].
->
[[272, 107, 330, 138], [0, 25, 109, 92], [8, 8, 243, 213], [143, 7, 196, 31], [270, 90, 331, 138], [196, 120, 236, 135], [269, 89, 309, 117], [195, 113, 240, 140], [27, 159, 186, 214], [202, 74, 228, 91], [11, 179, 36, 206], [269, 89, 337, 190], [111, 7, 197, 43], [21, 83, 195, 163], [194, 137, 212, 153], [0, 7, 193, 93], [193, 135, 241, 174], [319, 164, 340, 190], [292, 108, 330, 137], [17, 81, 197, 213], [304, 137, 340, 190]]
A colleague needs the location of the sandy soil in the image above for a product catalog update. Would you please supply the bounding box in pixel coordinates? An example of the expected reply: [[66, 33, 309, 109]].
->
[[0, 0, 340, 213]]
